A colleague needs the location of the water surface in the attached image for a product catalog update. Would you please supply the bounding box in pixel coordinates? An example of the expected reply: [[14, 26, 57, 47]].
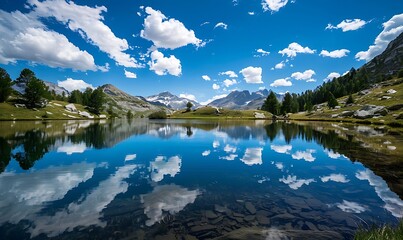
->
[[0, 119, 402, 239]]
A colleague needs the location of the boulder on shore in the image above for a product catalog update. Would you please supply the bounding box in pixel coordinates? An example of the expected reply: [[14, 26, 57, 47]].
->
[[79, 111, 94, 119], [65, 103, 77, 112], [353, 105, 388, 119], [340, 111, 354, 117]]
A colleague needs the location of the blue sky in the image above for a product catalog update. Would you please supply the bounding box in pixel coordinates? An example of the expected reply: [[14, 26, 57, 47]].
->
[[0, 0, 402, 104]]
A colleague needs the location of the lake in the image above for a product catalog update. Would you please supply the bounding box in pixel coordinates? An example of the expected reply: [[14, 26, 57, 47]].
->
[[0, 119, 402, 239]]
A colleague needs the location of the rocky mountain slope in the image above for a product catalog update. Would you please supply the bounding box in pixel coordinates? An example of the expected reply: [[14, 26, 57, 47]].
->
[[44, 81, 69, 96], [361, 32, 403, 81], [101, 84, 165, 115], [145, 91, 200, 110], [209, 89, 283, 110]]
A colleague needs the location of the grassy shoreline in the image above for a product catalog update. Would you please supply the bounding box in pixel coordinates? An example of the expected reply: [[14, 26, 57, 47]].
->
[[1, 114, 402, 128]]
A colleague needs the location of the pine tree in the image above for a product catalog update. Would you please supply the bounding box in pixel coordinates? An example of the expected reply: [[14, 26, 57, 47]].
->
[[281, 92, 292, 114], [69, 90, 83, 104], [346, 94, 354, 105], [88, 87, 105, 115], [127, 110, 134, 119], [327, 92, 338, 109], [186, 101, 193, 112], [262, 91, 279, 115], [24, 77, 47, 108], [0, 68, 13, 102], [305, 100, 313, 112], [82, 87, 93, 106], [16, 68, 35, 84]]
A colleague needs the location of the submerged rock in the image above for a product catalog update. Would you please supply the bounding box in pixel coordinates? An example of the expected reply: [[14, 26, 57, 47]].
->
[[245, 202, 257, 215], [190, 224, 217, 234], [206, 210, 218, 219], [214, 204, 227, 213]]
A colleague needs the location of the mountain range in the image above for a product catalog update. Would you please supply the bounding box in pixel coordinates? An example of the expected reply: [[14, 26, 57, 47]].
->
[[145, 91, 200, 110], [208, 89, 283, 110]]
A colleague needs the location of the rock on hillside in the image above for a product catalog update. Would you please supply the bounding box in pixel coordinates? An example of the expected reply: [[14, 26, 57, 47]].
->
[[101, 84, 164, 114]]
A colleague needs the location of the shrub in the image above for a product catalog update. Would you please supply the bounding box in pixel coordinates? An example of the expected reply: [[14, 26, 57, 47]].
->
[[148, 111, 167, 119]]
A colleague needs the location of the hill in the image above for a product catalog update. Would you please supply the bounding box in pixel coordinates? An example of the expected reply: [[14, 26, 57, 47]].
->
[[292, 77, 403, 126], [0, 100, 104, 120]]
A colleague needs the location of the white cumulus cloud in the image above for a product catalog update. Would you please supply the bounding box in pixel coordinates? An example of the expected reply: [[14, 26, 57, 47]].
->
[[336, 200, 366, 213], [124, 69, 137, 79], [355, 14, 403, 62], [202, 150, 210, 156], [28, 0, 140, 68], [270, 78, 292, 87], [140, 7, 203, 49], [57, 78, 94, 92], [148, 50, 181, 76], [274, 61, 285, 69], [220, 154, 238, 161], [0, 10, 97, 71], [223, 79, 237, 87], [141, 184, 199, 226], [356, 169, 403, 218], [219, 71, 238, 78], [324, 72, 341, 82], [149, 156, 182, 182], [271, 145, 292, 154], [279, 175, 315, 190], [201, 94, 228, 105], [224, 144, 237, 153], [214, 22, 228, 30], [240, 148, 263, 166], [326, 19, 369, 32], [202, 75, 211, 81], [125, 154, 137, 161], [320, 174, 349, 183], [240, 66, 263, 84], [320, 49, 350, 58], [291, 69, 316, 82], [291, 149, 316, 162], [179, 93, 196, 101], [57, 142, 87, 155], [255, 48, 270, 57], [279, 42, 315, 58], [262, 0, 289, 12], [212, 83, 220, 90]]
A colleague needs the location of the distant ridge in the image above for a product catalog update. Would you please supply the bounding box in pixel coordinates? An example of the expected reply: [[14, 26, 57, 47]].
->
[[209, 89, 283, 110], [145, 91, 200, 110]]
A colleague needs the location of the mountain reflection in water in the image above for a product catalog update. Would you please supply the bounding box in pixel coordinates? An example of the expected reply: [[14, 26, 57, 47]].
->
[[0, 119, 402, 240]]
